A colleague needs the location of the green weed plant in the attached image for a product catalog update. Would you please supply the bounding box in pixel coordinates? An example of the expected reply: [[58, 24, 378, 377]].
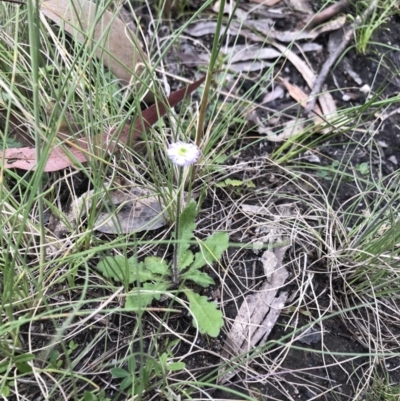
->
[[96, 202, 227, 337]]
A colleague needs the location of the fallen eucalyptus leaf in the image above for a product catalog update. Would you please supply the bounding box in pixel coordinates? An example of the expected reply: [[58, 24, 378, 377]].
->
[[272, 43, 337, 119], [227, 60, 273, 72], [51, 182, 187, 238], [221, 44, 281, 62], [93, 186, 169, 234], [288, 0, 313, 14], [185, 22, 232, 37], [243, 15, 346, 42], [40, 0, 152, 101]]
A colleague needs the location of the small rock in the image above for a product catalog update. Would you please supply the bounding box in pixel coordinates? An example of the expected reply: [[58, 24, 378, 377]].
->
[[359, 84, 371, 94]]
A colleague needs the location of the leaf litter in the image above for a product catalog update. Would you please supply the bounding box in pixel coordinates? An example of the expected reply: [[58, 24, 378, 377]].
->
[[220, 205, 293, 383]]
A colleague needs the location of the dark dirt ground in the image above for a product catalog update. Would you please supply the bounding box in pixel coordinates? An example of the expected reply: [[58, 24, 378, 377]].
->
[[8, 2, 400, 401]]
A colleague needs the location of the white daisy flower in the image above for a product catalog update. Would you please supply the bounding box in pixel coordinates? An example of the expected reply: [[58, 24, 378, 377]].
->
[[167, 141, 201, 167]]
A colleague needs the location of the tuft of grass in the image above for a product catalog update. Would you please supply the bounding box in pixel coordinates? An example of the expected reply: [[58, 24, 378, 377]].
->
[[353, 0, 400, 54]]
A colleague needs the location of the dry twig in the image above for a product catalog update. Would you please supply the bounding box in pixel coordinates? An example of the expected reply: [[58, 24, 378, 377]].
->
[[305, 0, 350, 30], [305, 0, 378, 115]]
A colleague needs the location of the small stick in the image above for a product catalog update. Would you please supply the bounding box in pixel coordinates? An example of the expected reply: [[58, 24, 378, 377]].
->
[[305, 0, 350, 31], [305, 0, 378, 115]]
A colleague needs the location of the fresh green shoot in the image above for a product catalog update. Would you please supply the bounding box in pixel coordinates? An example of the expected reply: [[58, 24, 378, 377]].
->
[[354, 0, 399, 54]]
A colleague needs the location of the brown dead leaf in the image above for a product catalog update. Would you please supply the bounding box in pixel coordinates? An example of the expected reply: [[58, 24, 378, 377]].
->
[[3, 145, 88, 172], [40, 0, 153, 101], [272, 42, 336, 119], [278, 78, 324, 124]]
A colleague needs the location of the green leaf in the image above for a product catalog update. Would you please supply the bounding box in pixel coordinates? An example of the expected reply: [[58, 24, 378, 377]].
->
[[185, 290, 224, 337], [0, 362, 8, 373], [15, 362, 33, 374], [120, 376, 133, 391], [1, 386, 10, 397], [111, 367, 130, 378], [83, 391, 94, 401], [14, 353, 34, 363], [191, 232, 229, 271], [144, 256, 170, 276], [224, 178, 244, 187], [125, 282, 169, 311], [357, 162, 369, 175], [177, 202, 197, 268], [97, 256, 151, 284], [128, 356, 136, 373], [83, 391, 96, 401], [68, 340, 79, 351], [159, 352, 168, 367], [182, 269, 214, 287], [166, 362, 185, 371], [179, 249, 194, 271], [245, 180, 256, 188]]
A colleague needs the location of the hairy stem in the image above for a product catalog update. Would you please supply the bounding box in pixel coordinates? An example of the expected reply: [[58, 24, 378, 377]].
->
[[172, 167, 184, 285]]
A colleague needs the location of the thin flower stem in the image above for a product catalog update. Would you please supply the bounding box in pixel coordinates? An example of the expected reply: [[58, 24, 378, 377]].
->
[[172, 167, 184, 285]]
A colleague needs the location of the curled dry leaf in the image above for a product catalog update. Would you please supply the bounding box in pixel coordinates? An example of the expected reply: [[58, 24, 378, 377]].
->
[[261, 85, 284, 104], [40, 0, 153, 101]]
